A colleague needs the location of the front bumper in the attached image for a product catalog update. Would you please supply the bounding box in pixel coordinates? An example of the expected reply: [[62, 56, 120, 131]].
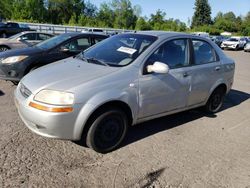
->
[[0, 63, 23, 81], [244, 47, 250, 51], [221, 44, 238, 49], [14, 84, 84, 140]]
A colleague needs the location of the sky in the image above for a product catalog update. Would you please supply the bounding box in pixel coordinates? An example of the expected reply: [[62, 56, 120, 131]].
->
[[91, 0, 250, 25]]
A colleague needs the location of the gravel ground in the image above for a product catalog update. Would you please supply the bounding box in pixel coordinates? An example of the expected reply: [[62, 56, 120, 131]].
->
[[0, 50, 250, 188]]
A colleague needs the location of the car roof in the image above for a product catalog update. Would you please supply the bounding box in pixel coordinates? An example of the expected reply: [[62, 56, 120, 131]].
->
[[59, 32, 108, 37], [18, 31, 54, 36], [124, 31, 206, 39]]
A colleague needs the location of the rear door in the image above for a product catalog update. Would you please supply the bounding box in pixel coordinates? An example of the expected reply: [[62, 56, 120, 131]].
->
[[187, 39, 222, 107]]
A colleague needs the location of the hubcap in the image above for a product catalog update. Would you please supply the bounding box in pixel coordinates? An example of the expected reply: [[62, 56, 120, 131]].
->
[[210, 93, 222, 111], [0, 47, 8, 52], [95, 114, 124, 149]]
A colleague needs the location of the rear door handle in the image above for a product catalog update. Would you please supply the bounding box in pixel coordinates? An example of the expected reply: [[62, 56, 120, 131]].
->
[[215, 66, 221, 71]]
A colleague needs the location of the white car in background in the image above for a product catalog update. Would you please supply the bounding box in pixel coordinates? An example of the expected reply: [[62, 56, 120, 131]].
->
[[221, 37, 247, 50]]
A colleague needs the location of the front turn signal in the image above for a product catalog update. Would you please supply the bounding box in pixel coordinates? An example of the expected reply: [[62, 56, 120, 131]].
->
[[29, 102, 73, 113]]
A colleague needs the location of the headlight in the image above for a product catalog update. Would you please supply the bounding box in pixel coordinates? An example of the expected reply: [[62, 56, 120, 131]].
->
[[2, 56, 28, 64], [34, 90, 74, 106]]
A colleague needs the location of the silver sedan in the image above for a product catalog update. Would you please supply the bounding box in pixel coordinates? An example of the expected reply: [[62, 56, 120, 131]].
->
[[14, 31, 235, 153], [0, 31, 53, 52]]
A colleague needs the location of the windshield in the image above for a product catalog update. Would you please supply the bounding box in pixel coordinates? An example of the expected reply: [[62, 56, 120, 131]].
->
[[36, 34, 71, 50], [228, 38, 239, 42], [80, 34, 157, 67], [8, 33, 23, 40]]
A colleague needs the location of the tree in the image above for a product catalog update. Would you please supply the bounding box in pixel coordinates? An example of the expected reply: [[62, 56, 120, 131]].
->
[[47, 0, 84, 24], [223, 11, 236, 22], [191, 0, 212, 28], [0, 0, 12, 20], [135, 17, 152, 30], [111, 0, 138, 29], [97, 3, 114, 27]]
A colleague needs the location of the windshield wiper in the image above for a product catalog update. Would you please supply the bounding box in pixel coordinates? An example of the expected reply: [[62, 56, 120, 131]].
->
[[86, 57, 109, 66]]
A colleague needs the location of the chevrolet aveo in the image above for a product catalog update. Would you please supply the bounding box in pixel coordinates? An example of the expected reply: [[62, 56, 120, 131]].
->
[[15, 31, 235, 153]]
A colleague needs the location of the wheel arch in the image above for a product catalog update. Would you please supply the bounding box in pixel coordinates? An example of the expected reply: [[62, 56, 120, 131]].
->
[[206, 82, 227, 103], [0, 45, 10, 50], [74, 100, 134, 140]]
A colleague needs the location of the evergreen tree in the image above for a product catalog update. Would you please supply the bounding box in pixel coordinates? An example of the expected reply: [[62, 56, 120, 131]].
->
[[191, 0, 212, 28]]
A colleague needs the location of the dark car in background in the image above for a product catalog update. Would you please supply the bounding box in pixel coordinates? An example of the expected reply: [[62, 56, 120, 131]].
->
[[0, 22, 34, 38], [0, 32, 108, 84], [0, 31, 53, 52], [210, 35, 227, 47]]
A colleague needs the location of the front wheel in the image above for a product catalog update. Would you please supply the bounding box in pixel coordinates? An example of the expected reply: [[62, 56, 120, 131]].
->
[[0, 45, 10, 52], [86, 108, 128, 153], [205, 87, 225, 113]]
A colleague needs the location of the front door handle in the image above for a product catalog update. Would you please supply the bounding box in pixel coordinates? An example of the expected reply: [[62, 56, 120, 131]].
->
[[215, 66, 221, 71], [183, 72, 189, 77]]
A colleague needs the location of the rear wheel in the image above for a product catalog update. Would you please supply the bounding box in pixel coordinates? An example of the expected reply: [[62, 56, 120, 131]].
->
[[205, 87, 225, 113], [0, 45, 10, 52], [86, 108, 128, 153]]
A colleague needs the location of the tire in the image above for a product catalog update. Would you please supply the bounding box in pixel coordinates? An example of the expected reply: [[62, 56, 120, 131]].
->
[[0, 45, 10, 52], [205, 87, 225, 113], [11, 81, 19, 85], [86, 108, 128, 153]]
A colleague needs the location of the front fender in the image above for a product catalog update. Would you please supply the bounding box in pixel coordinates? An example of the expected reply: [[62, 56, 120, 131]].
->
[[73, 89, 138, 140]]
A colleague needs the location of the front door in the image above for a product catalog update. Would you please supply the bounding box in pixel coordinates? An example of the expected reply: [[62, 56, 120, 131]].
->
[[138, 38, 192, 119]]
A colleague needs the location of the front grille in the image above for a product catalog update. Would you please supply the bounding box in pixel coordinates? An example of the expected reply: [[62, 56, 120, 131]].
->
[[20, 83, 32, 98]]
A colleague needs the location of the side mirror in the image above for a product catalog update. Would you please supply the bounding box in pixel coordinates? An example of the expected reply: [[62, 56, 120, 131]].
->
[[147, 62, 169, 74], [60, 47, 70, 53], [18, 37, 28, 41]]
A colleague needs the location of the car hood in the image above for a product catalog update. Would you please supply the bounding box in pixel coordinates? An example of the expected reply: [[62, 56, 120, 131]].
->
[[0, 38, 9, 42], [21, 57, 120, 93], [0, 46, 43, 58], [222, 41, 239, 45]]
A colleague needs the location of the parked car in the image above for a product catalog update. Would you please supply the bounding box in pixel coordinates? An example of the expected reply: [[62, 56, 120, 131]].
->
[[0, 31, 53, 52], [220, 37, 247, 50], [82, 28, 104, 34], [0, 32, 108, 84], [210, 35, 227, 47], [0, 22, 34, 38], [14, 31, 235, 153], [244, 41, 250, 52]]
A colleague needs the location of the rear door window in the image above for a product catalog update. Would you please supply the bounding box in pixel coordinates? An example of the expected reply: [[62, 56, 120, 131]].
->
[[192, 40, 217, 65], [63, 37, 91, 52]]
